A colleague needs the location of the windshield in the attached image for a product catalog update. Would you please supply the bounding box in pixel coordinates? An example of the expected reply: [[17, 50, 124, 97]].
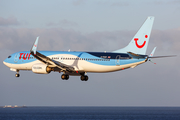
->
[[8, 55, 11, 58]]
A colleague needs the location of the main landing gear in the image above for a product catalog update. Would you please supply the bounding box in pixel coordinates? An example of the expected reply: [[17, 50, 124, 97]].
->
[[81, 75, 88, 81], [61, 74, 69, 80], [61, 74, 89, 81]]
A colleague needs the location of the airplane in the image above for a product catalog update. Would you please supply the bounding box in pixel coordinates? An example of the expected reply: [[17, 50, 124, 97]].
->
[[3, 16, 175, 81]]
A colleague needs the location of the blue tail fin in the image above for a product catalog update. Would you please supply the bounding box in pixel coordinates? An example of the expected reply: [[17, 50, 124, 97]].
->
[[113, 16, 154, 55]]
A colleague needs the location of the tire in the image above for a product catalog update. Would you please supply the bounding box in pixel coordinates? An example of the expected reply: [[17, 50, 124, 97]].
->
[[81, 76, 85, 81], [81, 75, 88, 81], [85, 76, 88, 81], [61, 74, 65, 80], [65, 75, 69, 80], [15, 73, 20, 77]]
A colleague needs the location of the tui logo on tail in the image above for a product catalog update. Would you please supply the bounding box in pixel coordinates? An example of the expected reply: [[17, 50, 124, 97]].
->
[[134, 35, 148, 48]]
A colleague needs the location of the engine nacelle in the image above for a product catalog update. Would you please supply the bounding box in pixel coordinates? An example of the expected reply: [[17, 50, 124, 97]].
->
[[32, 63, 51, 74]]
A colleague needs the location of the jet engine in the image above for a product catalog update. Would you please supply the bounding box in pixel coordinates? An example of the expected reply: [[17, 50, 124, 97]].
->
[[32, 63, 51, 74]]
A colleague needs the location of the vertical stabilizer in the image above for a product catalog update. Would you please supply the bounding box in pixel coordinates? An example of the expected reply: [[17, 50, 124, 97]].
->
[[113, 16, 154, 55]]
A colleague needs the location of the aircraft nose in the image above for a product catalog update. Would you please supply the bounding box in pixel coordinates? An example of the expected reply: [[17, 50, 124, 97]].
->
[[3, 60, 7, 66], [3, 55, 13, 67], [3, 58, 10, 67]]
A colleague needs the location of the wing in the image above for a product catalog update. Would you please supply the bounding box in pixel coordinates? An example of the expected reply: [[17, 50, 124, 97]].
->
[[30, 37, 75, 72]]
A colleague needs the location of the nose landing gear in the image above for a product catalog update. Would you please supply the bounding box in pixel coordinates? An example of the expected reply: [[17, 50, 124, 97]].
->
[[15, 70, 20, 77], [15, 73, 20, 77]]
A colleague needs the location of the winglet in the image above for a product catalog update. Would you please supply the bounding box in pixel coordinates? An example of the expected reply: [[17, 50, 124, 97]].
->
[[31, 37, 39, 55]]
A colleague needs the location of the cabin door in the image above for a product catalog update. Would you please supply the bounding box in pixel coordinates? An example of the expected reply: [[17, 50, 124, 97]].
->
[[115, 55, 121, 66], [14, 53, 19, 63]]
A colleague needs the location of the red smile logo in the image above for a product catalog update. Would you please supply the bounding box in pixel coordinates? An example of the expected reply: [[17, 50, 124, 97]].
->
[[134, 35, 148, 48]]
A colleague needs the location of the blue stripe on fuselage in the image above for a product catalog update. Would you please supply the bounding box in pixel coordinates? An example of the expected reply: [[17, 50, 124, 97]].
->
[[4, 51, 146, 66]]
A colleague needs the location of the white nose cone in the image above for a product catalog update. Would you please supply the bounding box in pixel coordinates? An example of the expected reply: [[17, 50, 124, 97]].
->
[[3, 61, 10, 67], [3, 61, 7, 65]]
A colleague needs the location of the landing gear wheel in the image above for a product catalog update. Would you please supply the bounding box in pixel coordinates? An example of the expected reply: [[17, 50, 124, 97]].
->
[[61, 74, 69, 80], [81, 75, 88, 81], [85, 76, 88, 81], [81, 76, 85, 81], [65, 75, 69, 80], [15, 73, 20, 77]]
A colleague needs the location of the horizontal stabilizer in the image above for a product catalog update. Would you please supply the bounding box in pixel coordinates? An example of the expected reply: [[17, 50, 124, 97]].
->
[[149, 47, 156, 57], [148, 47, 157, 64], [149, 55, 176, 58]]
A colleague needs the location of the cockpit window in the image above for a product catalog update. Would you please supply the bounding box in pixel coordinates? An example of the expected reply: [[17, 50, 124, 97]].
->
[[8, 56, 11, 58]]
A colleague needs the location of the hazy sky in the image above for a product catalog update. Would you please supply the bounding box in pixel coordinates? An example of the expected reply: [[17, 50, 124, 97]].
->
[[0, 0, 180, 106]]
